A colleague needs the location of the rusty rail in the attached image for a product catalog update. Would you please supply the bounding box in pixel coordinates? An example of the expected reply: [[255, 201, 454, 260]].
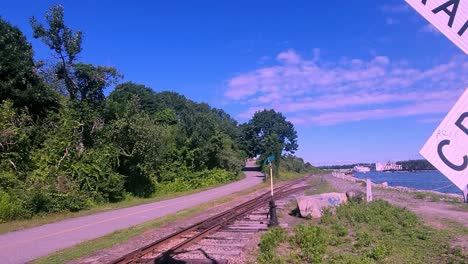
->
[[110, 179, 309, 264]]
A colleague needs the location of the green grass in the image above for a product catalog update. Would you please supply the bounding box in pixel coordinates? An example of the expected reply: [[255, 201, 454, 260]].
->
[[257, 227, 288, 264], [257, 199, 468, 263], [0, 174, 246, 234], [413, 191, 464, 203], [32, 182, 268, 264], [278, 167, 326, 181], [304, 176, 336, 195]]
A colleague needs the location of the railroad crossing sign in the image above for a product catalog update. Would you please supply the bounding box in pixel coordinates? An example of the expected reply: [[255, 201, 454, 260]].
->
[[404, 0, 468, 54], [420, 88, 468, 195]]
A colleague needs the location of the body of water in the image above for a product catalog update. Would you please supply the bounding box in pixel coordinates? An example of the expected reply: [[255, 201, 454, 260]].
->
[[354, 171, 460, 195]]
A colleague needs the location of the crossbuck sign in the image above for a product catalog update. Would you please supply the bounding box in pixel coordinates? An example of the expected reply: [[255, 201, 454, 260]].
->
[[404, 0, 468, 54], [420, 88, 468, 193]]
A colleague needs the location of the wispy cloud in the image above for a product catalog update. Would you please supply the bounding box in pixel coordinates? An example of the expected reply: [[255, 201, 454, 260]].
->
[[386, 17, 399, 25], [224, 49, 468, 126], [418, 117, 443, 124], [419, 23, 440, 35], [380, 4, 410, 13]]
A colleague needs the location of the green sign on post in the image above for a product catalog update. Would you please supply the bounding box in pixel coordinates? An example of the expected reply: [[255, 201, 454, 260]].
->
[[263, 155, 275, 165]]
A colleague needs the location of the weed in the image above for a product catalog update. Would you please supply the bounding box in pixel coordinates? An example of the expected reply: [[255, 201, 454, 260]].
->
[[257, 227, 287, 264], [293, 224, 329, 263], [366, 243, 390, 261]]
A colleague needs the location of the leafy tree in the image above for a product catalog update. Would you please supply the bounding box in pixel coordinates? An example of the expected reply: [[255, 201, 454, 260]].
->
[[0, 18, 58, 117], [154, 108, 178, 126], [31, 5, 121, 104], [0, 100, 32, 178], [242, 109, 298, 160], [74, 63, 121, 105], [105, 98, 173, 197], [108, 82, 157, 113], [30, 4, 82, 99], [28, 104, 124, 205], [281, 154, 315, 173]]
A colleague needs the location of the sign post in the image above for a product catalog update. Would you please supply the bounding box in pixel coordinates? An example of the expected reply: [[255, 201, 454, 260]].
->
[[265, 155, 278, 226], [420, 88, 468, 201], [263, 155, 276, 196], [270, 162, 274, 196]]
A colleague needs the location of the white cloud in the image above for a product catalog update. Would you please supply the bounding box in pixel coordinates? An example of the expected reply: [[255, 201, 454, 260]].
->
[[276, 49, 301, 64], [224, 49, 468, 126]]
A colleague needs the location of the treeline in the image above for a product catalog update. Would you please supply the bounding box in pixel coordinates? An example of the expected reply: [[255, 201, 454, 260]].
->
[[318, 164, 374, 170], [0, 5, 304, 222], [319, 159, 436, 171], [280, 154, 318, 174], [396, 160, 436, 171]]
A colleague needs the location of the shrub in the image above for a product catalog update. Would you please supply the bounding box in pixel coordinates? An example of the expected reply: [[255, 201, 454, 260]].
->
[[354, 231, 374, 249], [293, 224, 329, 263], [0, 191, 30, 222], [27, 189, 52, 214], [366, 243, 390, 261], [257, 227, 287, 264]]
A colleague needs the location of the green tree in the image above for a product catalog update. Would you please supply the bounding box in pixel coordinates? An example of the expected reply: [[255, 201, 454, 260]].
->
[[74, 63, 121, 105], [31, 4, 121, 104], [105, 97, 173, 197], [242, 109, 298, 160], [0, 18, 58, 117], [0, 100, 32, 179], [108, 82, 157, 114], [30, 4, 82, 100]]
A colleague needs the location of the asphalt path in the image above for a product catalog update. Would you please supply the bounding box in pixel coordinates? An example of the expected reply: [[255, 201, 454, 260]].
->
[[0, 161, 264, 263]]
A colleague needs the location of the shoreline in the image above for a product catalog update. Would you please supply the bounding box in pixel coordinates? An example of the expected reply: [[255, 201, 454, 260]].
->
[[331, 172, 463, 200]]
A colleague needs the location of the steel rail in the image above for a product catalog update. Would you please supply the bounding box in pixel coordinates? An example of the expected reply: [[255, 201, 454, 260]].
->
[[110, 179, 308, 264]]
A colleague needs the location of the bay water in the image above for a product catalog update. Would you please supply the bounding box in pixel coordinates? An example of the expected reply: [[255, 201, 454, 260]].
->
[[353, 171, 460, 195]]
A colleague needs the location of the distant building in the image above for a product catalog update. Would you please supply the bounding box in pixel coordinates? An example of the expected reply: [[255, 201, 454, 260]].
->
[[353, 165, 371, 172], [375, 161, 402, 171]]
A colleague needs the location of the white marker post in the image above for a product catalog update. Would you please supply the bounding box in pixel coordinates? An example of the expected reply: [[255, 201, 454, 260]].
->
[[366, 178, 373, 202], [404, 0, 468, 54], [464, 184, 468, 203], [420, 88, 468, 202]]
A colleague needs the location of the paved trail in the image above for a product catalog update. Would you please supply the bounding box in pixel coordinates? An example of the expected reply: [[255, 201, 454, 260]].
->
[[0, 162, 264, 264]]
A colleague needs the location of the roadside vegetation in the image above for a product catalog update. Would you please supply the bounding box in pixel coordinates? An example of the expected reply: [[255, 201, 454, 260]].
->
[[256, 198, 467, 263], [0, 4, 312, 224]]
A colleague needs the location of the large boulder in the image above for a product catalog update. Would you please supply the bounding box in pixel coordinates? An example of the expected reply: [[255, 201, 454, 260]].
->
[[296, 193, 348, 218]]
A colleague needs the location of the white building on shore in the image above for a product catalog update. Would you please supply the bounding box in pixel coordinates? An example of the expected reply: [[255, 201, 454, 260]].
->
[[353, 165, 371, 172], [375, 161, 402, 171]]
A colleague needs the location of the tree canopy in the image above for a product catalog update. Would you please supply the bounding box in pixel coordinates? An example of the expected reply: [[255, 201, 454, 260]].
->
[[0, 18, 58, 117], [241, 109, 298, 160]]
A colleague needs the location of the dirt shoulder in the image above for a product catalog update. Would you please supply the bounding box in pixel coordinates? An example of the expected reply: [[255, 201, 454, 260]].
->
[[324, 174, 468, 228]]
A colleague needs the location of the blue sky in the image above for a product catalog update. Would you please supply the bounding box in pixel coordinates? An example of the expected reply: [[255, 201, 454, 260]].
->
[[2, 0, 467, 165]]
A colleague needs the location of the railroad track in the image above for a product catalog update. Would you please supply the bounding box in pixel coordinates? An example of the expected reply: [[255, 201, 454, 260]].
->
[[109, 178, 310, 264]]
